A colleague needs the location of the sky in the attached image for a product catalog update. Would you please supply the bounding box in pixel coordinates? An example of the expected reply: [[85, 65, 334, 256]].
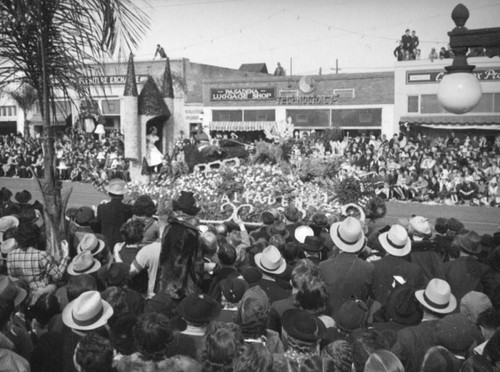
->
[[131, 0, 500, 75]]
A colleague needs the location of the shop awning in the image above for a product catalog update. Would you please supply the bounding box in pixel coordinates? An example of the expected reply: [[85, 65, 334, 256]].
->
[[29, 112, 70, 126], [209, 121, 275, 132], [400, 115, 500, 130]]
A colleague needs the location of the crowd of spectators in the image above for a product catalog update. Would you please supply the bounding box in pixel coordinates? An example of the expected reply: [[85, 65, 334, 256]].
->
[[322, 131, 500, 207], [0, 130, 129, 183], [0, 178, 499, 371]]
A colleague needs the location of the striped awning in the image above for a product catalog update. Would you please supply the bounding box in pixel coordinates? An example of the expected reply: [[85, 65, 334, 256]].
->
[[400, 115, 500, 130], [209, 121, 275, 132]]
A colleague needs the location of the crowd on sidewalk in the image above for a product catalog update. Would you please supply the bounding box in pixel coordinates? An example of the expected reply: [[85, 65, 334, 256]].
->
[[0, 130, 129, 183], [0, 178, 499, 371]]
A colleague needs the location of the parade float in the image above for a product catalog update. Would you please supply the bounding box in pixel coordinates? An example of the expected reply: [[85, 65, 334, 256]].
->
[[120, 118, 387, 226]]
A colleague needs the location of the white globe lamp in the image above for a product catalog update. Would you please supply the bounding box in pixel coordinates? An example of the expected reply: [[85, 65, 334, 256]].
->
[[437, 71, 482, 114]]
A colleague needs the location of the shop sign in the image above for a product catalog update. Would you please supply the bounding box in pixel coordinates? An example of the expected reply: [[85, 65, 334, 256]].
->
[[185, 108, 203, 122], [78, 75, 149, 85], [210, 88, 275, 101], [277, 95, 338, 105], [407, 69, 500, 84]]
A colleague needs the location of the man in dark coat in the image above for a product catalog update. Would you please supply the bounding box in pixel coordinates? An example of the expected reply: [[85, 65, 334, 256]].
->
[[373, 224, 426, 306], [443, 231, 491, 301], [96, 179, 133, 249], [319, 217, 374, 318], [392, 278, 457, 371]]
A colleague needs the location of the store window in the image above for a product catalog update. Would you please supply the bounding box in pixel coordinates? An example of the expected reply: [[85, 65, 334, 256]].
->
[[287, 109, 329, 127], [495, 93, 500, 113], [243, 109, 275, 121], [420, 95, 446, 114], [331, 108, 381, 127], [470, 93, 494, 113], [408, 96, 419, 113], [212, 110, 243, 122], [102, 99, 121, 115]]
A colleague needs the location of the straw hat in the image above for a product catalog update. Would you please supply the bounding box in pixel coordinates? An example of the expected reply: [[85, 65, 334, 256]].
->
[[62, 291, 113, 331], [415, 278, 457, 314], [254, 245, 286, 275], [294, 225, 314, 244], [77, 234, 105, 256], [105, 178, 127, 195], [67, 251, 101, 276], [329, 217, 365, 253], [378, 224, 411, 257]]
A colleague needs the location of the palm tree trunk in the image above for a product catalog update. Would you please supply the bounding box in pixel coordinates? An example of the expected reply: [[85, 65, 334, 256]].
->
[[40, 20, 63, 258]]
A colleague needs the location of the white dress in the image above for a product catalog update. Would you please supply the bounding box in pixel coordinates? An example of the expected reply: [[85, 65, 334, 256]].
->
[[146, 134, 163, 166]]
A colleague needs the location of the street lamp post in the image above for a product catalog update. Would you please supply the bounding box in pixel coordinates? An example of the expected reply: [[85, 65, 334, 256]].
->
[[437, 3, 500, 114]]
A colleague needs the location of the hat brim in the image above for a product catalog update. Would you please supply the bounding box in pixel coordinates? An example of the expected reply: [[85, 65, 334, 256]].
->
[[67, 259, 101, 276], [254, 252, 286, 275], [104, 186, 127, 195], [378, 232, 411, 257], [172, 200, 201, 216], [282, 309, 327, 342], [415, 290, 457, 314], [77, 239, 106, 256], [341, 203, 366, 222], [62, 298, 113, 331], [330, 222, 365, 253], [294, 226, 314, 244]]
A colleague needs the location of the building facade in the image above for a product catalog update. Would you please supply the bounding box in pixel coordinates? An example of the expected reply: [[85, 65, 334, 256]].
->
[[203, 72, 395, 137], [394, 56, 500, 135]]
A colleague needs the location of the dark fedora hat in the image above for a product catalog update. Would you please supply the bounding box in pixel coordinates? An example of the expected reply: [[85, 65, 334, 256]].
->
[[15, 190, 32, 204], [385, 286, 423, 326], [456, 231, 482, 255], [281, 309, 327, 342], [303, 236, 325, 252], [0, 187, 12, 202], [177, 294, 221, 324], [172, 191, 201, 216]]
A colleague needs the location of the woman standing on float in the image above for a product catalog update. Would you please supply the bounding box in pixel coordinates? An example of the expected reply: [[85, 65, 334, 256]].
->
[[146, 127, 163, 172]]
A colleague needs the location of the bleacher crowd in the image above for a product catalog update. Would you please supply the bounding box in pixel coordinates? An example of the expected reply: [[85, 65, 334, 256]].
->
[[0, 130, 129, 183], [0, 175, 499, 371]]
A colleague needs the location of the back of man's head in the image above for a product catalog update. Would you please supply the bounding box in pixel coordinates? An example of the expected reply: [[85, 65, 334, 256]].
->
[[75, 332, 114, 372], [218, 243, 237, 266], [133, 312, 174, 362], [67, 274, 97, 302], [200, 232, 218, 257]]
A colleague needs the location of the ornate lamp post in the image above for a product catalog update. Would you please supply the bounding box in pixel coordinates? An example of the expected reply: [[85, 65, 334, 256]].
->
[[437, 3, 500, 114]]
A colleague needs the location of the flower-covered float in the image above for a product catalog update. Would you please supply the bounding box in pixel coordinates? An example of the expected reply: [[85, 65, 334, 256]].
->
[[121, 159, 386, 226]]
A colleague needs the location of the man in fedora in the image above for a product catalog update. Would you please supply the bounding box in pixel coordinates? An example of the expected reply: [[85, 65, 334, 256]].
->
[[96, 178, 133, 249], [253, 245, 291, 303], [372, 224, 426, 306], [319, 217, 374, 318], [62, 291, 113, 371], [281, 309, 326, 362], [178, 293, 222, 359], [392, 278, 457, 371], [443, 231, 490, 301], [172, 191, 201, 217]]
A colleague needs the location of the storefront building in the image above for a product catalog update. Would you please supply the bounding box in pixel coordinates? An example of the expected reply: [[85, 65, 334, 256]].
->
[[394, 56, 500, 135], [203, 72, 395, 137], [0, 58, 264, 152]]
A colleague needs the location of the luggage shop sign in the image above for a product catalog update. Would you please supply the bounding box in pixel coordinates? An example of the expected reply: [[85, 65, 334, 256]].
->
[[210, 88, 275, 101]]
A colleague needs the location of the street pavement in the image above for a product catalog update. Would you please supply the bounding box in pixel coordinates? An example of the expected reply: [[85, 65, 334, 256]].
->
[[1, 177, 499, 235]]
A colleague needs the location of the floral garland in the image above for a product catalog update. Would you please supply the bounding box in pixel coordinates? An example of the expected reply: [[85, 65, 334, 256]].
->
[[123, 163, 342, 223]]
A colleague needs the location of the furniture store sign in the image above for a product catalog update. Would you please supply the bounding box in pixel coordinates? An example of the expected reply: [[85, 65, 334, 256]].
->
[[78, 75, 149, 85], [210, 88, 275, 101], [407, 69, 500, 84]]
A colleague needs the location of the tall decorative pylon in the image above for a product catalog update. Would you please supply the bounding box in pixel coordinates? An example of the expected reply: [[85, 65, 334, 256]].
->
[[122, 53, 140, 162], [162, 57, 174, 99]]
